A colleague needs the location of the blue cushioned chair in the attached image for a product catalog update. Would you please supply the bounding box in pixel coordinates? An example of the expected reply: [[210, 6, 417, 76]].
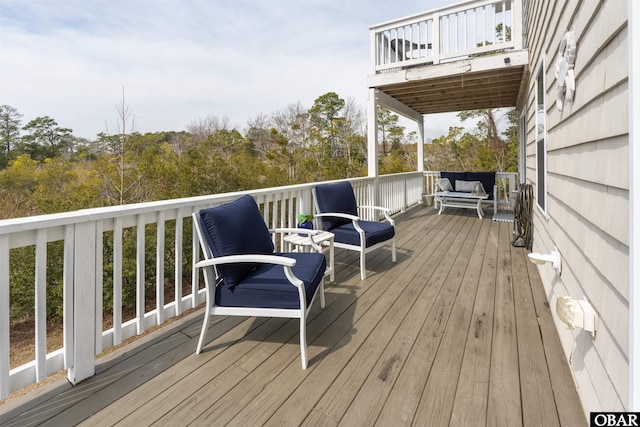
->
[[313, 181, 396, 280], [192, 195, 326, 369]]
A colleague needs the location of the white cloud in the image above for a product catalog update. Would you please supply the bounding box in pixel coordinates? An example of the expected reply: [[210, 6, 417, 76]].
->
[[1, 0, 459, 139]]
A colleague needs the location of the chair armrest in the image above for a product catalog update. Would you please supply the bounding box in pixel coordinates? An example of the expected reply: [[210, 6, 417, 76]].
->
[[314, 212, 360, 221], [358, 205, 395, 226], [195, 254, 296, 269], [358, 205, 390, 213], [314, 212, 367, 234]]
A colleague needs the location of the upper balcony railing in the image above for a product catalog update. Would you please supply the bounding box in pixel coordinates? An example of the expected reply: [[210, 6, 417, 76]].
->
[[0, 173, 424, 399], [370, 0, 523, 73]]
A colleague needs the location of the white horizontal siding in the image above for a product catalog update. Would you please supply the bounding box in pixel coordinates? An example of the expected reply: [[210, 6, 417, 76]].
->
[[523, 0, 630, 414]]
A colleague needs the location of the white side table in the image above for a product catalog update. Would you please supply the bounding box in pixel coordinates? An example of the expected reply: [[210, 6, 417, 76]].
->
[[283, 231, 334, 282]]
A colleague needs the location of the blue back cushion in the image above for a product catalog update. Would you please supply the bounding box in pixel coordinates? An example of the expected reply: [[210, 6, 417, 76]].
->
[[440, 172, 466, 187], [198, 195, 274, 287], [466, 172, 496, 200], [314, 182, 358, 230]]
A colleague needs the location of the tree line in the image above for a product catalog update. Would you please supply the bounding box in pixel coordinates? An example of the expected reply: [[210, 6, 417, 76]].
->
[[0, 92, 420, 220]]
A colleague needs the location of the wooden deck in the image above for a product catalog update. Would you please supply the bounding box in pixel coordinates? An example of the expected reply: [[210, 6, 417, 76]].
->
[[0, 206, 586, 426]]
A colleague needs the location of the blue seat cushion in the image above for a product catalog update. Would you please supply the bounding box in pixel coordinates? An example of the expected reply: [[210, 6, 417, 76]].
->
[[198, 195, 275, 288], [314, 181, 358, 230], [331, 221, 395, 248], [215, 253, 326, 309]]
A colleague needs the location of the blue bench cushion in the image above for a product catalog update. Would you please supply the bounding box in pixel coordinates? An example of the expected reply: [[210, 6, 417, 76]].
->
[[215, 252, 327, 309], [331, 221, 395, 247], [198, 195, 275, 288], [314, 181, 358, 230]]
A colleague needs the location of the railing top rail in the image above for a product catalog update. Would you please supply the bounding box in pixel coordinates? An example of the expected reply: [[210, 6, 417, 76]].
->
[[370, 0, 521, 72], [369, 0, 511, 30], [0, 174, 425, 235]]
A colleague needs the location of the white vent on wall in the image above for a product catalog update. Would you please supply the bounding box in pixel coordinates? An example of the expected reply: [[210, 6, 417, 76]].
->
[[556, 296, 597, 337]]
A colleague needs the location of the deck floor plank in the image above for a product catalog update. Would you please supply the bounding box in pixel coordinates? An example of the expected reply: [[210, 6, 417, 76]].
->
[[410, 216, 490, 427], [0, 206, 587, 427], [511, 236, 561, 427], [449, 219, 499, 426], [487, 222, 523, 426]]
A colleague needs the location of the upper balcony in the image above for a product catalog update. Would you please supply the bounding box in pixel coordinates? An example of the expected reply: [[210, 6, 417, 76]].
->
[[368, 0, 528, 115]]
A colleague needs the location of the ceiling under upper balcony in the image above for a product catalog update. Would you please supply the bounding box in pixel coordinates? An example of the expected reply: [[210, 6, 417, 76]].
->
[[367, 49, 528, 115]]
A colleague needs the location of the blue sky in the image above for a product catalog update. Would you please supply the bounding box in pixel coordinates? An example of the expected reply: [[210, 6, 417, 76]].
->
[[1, 0, 459, 140]]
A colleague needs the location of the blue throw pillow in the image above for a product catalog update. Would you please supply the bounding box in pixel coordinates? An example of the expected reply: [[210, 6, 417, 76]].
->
[[314, 181, 358, 230], [198, 195, 274, 287]]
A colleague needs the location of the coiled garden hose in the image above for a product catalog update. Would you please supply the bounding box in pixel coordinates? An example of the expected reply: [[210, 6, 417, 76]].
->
[[512, 183, 533, 250]]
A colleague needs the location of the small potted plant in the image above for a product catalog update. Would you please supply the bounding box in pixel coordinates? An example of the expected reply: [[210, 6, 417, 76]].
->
[[297, 213, 314, 236]]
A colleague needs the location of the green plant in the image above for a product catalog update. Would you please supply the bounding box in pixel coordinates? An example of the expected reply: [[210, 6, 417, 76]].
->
[[297, 213, 313, 224]]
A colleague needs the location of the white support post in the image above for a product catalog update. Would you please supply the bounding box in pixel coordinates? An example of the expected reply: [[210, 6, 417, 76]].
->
[[417, 118, 425, 173], [136, 215, 145, 335], [63, 225, 74, 368], [432, 12, 441, 64], [94, 221, 103, 356], [192, 219, 200, 309], [156, 210, 165, 326], [367, 88, 379, 179], [0, 236, 10, 399], [113, 217, 123, 346], [68, 221, 96, 384], [175, 208, 184, 316], [35, 229, 47, 382], [512, 0, 523, 50]]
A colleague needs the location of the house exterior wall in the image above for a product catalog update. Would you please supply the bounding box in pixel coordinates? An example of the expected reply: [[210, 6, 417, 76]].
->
[[522, 0, 629, 413]]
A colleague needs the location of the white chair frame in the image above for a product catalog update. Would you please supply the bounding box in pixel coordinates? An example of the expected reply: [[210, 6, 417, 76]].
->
[[193, 213, 326, 369], [312, 188, 396, 280]]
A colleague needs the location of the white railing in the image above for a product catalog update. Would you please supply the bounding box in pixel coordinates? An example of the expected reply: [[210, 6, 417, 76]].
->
[[370, 0, 522, 73], [423, 170, 519, 208], [0, 173, 423, 398]]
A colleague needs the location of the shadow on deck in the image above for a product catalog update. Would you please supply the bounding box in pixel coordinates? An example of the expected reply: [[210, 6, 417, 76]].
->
[[0, 206, 586, 426]]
